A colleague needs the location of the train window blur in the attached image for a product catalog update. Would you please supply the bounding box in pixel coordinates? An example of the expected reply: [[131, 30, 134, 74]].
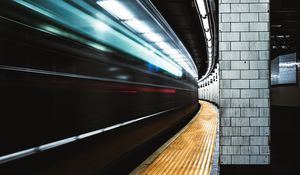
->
[[1, 0, 184, 78], [0, 0, 199, 162]]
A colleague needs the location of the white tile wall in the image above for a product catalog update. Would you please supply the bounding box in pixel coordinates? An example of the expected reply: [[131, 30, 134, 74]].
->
[[219, 0, 270, 165]]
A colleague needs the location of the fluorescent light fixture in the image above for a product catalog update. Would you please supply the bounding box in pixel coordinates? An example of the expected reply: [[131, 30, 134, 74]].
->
[[208, 47, 212, 53], [156, 42, 172, 50], [143, 33, 163, 42], [202, 17, 209, 31], [125, 19, 152, 33], [97, 0, 134, 20], [207, 40, 212, 47], [208, 53, 212, 57], [196, 0, 207, 17], [205, 30, 211, 40]]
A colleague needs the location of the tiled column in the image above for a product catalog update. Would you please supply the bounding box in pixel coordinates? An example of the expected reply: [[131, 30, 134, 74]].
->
[[219, 0, 270, 164]]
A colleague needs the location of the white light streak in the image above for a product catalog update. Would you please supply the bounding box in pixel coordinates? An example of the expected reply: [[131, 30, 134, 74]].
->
[[205, 30, 211, 40], [208, 47, 212, 53], [93, 21, 110, 32], [0, 107, 178, 164], [196, 0, 207, 17], [97, 0, 134, 20], [143, 33, 163, 42], [202, 17, 210, 31], [207, 40, 212, 47], [125, 19, 152, 33], [164, 49, 179, 55], [156, 42, 172, 50]]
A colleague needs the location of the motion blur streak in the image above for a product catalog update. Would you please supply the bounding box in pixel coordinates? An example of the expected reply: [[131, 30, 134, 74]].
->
[[0, 0, 199, 174], [14, 0, 182, 77]]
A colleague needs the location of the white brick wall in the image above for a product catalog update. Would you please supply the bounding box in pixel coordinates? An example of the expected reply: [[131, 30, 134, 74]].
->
[[222, 14, 240, 22], [222, 70, 240, 79], [241, 89, 259, 98], [219, 0, 270, 165], [222, 33, 240, 41], [221, 137, 231, 145], [241, 127, 260, 136], [220, 23, 231, 31], [231, 23, 249, 31], [250, 41, 268, 50], [231, 4, 249, 12], [231, 61, 249, 69], [220, 89, 240, 98], [241, 13, 258, 22], [250, 23, 268, 31], [221, 108, 241, 117], [231, 42, 250, 51], [241, 70, 259, 79], [232, 155, 250, 164], [241, 51, 259, 60], [220, 42, 231, 50], [231, 80, 250, 88], [241, 32, 259, 41], [241, 146, 259, 154]]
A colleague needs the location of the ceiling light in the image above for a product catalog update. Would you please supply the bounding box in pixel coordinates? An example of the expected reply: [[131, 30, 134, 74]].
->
[[196, 0, 207, 17], [205, 30, 211, 40], [202, 17, 209, 31], [208, 47, 212, 53], [207, 40, 212, 47]]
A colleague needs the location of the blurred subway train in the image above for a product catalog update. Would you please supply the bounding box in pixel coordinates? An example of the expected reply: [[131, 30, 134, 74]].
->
[[0, 0, 199, 174]]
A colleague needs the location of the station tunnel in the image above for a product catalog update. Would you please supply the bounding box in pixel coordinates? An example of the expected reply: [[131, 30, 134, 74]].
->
[[0, 0, 299, 174]]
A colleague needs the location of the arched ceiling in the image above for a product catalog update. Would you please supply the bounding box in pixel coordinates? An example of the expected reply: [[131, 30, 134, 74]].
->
[[150, 0, 208, 78]]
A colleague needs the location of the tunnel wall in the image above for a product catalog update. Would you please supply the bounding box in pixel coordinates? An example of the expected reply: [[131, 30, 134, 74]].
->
[[198, 64, 219, 105], [219, 0, 270, 165]]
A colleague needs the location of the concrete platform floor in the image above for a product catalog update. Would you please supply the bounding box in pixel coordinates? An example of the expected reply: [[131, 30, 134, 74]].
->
[[131, 101, 218, 175]]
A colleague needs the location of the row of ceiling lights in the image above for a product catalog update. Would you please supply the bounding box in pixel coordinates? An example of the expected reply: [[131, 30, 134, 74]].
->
[[198, 65, 218, 88], [97, 0, 198, 78], [195, 0, 214, 81]]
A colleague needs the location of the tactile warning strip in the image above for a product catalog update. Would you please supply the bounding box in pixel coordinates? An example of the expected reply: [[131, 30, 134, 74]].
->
[[130, 101, 218, 175]]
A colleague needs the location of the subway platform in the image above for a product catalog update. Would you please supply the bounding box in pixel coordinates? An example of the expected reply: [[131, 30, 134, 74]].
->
[[131, 101, 219, 175], [1, 0, 300, 174]]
